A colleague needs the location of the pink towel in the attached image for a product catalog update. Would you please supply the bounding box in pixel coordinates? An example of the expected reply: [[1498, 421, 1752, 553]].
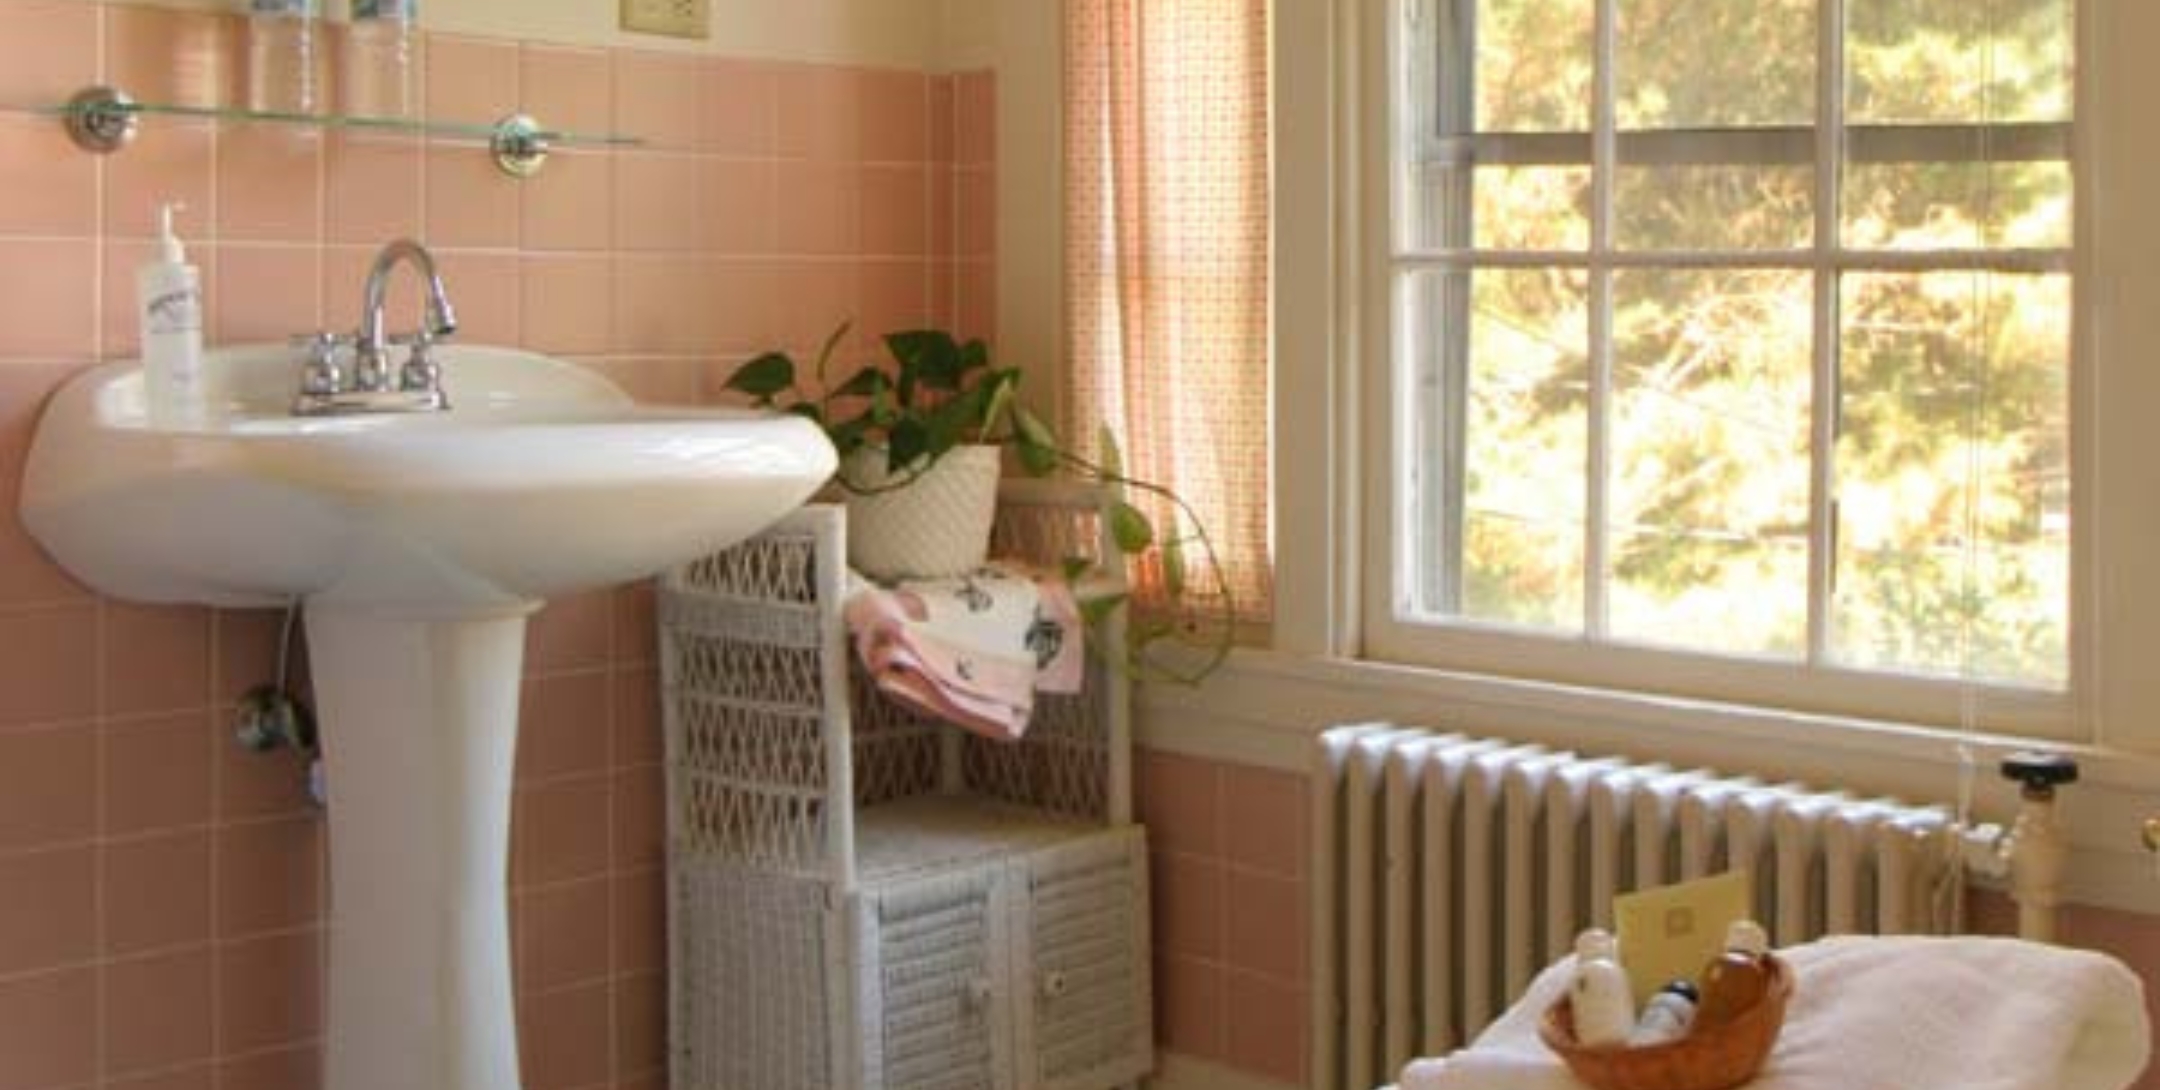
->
[[844, 563, 1084, 742]]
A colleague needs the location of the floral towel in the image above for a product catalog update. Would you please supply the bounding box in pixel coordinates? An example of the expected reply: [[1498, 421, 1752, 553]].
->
[[843, 563, 1084, 742]]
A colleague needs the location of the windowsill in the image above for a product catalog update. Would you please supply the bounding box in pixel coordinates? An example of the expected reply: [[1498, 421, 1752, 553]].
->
[[1133, 646, 2160, 913]]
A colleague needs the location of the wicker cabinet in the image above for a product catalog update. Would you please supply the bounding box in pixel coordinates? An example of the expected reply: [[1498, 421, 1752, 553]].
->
[[662, 484, 1154, 1090]]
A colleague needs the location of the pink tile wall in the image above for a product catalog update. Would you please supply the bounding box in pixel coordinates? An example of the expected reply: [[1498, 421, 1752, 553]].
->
[[1136, 748, 1311, 1085], [0, 2, 995, 1088]]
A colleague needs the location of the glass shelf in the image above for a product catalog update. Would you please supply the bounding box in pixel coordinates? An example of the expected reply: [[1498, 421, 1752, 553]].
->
[[35, 85, 642, 178]]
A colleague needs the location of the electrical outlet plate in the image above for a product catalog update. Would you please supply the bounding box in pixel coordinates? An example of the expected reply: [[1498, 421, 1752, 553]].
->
[[621, 0, 709, 40]]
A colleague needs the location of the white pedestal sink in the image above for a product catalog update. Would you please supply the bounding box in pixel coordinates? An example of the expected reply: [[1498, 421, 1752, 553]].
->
[[20, 345, 835, 1090]]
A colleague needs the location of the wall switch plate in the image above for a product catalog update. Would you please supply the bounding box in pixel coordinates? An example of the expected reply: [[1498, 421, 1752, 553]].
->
[[621, 0, 709, 40]]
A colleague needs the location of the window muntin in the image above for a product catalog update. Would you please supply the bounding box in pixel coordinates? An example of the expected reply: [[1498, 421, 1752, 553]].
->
[[1392, 0, 2075, 694]]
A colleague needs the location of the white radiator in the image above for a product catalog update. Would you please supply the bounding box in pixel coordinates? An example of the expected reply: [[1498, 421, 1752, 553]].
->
[[1308, 722, 1969, 1090]]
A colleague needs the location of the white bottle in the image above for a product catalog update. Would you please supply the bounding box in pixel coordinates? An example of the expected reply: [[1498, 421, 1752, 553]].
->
[[138, 203, 205, 427], [246, 0, 322, 116], [341, 0, 415, 120], [1628, 979, 1701, 1046], [1568, 929, 1637, 1047]]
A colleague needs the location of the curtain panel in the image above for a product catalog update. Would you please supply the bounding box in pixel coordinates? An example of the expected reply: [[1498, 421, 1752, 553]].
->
[[1064, 0, 1275, 627]]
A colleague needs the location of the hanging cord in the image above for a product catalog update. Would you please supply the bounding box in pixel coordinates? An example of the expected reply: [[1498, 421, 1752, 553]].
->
[[1940, 12, 2002, 929]]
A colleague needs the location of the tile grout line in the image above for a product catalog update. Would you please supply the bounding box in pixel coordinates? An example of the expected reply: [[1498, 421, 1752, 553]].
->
[[88, 6, 111, 1054]]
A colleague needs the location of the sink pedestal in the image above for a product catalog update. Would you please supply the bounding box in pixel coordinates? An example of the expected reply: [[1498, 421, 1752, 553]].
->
[[307, 605, 537, 1090]]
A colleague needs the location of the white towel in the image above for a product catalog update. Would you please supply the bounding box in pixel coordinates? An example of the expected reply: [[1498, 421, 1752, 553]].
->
[[1401, 936, 2151, 1090]]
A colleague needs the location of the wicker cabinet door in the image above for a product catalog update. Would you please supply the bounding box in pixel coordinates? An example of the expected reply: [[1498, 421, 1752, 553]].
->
[[1010, 829, 1155, 1090], [855, 869, 1016, 1090]]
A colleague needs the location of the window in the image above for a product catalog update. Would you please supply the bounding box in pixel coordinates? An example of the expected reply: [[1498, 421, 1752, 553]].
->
[[1379, 0, 2076, 723]]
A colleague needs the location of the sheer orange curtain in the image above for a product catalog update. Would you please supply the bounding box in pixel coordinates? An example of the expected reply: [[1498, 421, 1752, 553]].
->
[[1064, 0, 1274, 628]]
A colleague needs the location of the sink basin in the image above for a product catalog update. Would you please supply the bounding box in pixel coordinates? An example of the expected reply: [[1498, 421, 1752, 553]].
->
[[20, 344, 834, 1090], [22, 343, 834, 614]]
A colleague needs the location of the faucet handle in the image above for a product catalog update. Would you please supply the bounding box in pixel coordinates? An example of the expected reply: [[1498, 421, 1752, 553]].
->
[[397, 331, 445, 397], [290, 332, 351, 396]]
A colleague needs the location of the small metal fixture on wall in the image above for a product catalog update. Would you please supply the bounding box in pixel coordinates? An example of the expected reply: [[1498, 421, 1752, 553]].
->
[[620, 0, 710, 39]]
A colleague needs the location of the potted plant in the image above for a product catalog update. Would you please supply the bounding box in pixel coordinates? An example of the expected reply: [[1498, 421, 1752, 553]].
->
[[726, 323, 1232, 684]]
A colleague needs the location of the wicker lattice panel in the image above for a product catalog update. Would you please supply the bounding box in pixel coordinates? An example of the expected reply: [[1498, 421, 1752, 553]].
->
[[1019, 831, 1154, 1090], [961, 678, 1110, 821], [673, 863, 837, 1090], [848, 664, 946, 807]]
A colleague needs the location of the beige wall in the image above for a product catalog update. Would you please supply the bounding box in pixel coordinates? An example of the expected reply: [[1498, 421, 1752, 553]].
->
[[58, 0, 953, 66], [928, 0, 1064, 424]]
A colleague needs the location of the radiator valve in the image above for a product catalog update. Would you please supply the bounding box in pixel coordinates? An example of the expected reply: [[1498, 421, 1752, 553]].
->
[[1996, 751, 2079, 943]]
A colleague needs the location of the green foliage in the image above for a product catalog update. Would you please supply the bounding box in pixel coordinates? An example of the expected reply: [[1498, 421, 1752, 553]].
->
[[724, 325, 1022, 489], [727, 323, 1236, 685], [1108, 502, 1155, 553]]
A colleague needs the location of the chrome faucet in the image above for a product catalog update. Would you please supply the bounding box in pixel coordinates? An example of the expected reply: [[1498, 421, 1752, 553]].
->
[[292, 239, 459, 416]]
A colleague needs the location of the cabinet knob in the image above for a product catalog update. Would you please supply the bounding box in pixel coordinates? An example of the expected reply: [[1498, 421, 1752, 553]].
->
[[963, 976, 994, 1010], [1041, 969, 1070, 999]]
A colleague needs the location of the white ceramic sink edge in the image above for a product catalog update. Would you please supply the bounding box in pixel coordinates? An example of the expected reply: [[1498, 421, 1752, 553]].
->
[[20, 343, 837, 615]]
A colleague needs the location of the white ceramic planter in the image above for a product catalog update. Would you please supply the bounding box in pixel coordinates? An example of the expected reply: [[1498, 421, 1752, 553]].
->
[[841, 444, 1001, 580]]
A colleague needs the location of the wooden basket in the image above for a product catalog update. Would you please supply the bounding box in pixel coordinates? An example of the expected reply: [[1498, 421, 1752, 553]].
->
[[1539, 956, 1794, 1090]]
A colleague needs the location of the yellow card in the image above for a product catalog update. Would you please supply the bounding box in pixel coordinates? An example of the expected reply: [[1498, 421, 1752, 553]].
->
[[1612, 870, 1752, 1007]]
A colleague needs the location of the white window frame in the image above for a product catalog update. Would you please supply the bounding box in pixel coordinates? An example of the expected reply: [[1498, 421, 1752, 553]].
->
[[1349, 0, 2092, 740]]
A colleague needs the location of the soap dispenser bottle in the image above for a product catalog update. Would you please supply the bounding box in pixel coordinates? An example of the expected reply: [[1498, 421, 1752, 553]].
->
[[138, 203, 205, 426]]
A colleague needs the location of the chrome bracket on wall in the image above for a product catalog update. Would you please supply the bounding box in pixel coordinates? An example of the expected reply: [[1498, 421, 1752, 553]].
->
[[489, 114, 552, 179], [62, 85, 140, 154]]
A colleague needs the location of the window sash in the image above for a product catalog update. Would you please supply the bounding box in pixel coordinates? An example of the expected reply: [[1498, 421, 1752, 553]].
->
[[1415, 123, 2073, 170], [1386, 0, 2076, 709]]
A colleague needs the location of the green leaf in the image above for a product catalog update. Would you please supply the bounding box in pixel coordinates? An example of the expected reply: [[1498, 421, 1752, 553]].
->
[[1014, 406, 1060, 476], [957, 338, 990, 379], [1015, 405, 1058, 450], [887, 417, 931, 473], [784, 402, 825, 427], [1061, 556, 1094, 583], [1079, 592, 1129, 627], [1162, 528, 1187, 597], [907, 331, 969, 390], [831, 366, 890, 400], [923, 382, 987, 454], [1098, 425, 1127, 477], [978, 369, 1019, 440], [1108, 502, 1154, 554], [726, 353, 796, 399], [887, 330, 965, 397], [828, 416, 870, 455], [1017, 437, 1058, 477], [869, 385, 900, 427]]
